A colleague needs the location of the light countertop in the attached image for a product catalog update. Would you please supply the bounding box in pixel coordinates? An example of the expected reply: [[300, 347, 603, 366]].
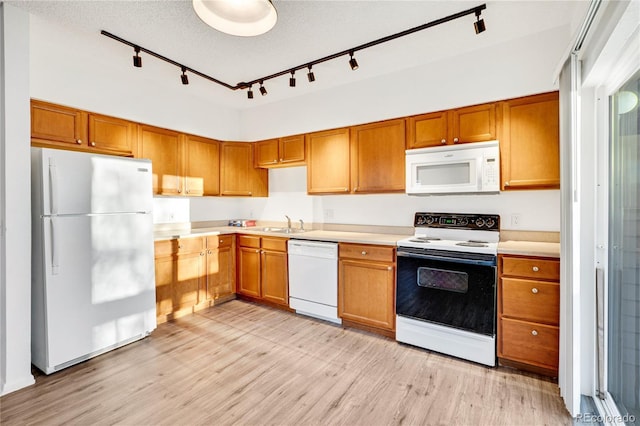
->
[[497, 240, 560, 258]]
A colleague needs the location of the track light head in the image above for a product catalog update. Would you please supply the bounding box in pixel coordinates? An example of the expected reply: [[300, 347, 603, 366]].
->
[[289, 70, 296, 87], [133, 46, 142, 68], [180, 67, 189, 85], [247, 85, 254, 99], [259, 81, 267, 96], [474, 9, 486, 34], [307, 65, 315, 82], [349, 52, 359, 70]]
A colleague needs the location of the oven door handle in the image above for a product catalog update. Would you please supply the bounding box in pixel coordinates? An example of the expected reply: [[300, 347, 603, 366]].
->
[[397, 250, 496, 267]]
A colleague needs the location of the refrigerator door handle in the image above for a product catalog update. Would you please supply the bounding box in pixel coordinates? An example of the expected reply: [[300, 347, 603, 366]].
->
[[49, 158, 59, 215], [51, 217, 60, 275]]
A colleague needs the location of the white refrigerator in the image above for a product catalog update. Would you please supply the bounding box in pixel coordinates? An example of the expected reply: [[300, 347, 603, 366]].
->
[[31, 147, 157, 374]]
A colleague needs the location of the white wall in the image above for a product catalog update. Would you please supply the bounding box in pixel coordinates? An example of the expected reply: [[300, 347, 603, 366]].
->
[[0, 3, 35, 396], [29, 15, 240, 141]]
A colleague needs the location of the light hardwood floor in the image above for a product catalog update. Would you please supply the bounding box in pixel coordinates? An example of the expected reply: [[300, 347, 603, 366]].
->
[[1, 300, 572, 425]]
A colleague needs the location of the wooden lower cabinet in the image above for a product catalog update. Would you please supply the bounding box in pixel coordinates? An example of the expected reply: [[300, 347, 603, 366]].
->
[[154, 235, 235, 324], [338, 243, 396, 336], [498, 254, 560, 376], [236, 235, 289, 307]]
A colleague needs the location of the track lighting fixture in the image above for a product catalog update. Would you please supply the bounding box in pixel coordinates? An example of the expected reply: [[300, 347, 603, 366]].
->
[[474, 9, 486, 34], [103, 3, 488, 96], [132, 46, 142, 68], [307, 65, 315, 83], [180, 67, 189, 85], [349, 51, 359, 71]]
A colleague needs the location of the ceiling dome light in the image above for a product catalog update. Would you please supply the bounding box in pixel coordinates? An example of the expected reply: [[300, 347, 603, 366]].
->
[[193, 0, 277, 37]]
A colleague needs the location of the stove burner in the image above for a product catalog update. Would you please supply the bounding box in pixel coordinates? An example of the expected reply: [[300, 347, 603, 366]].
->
[[456, 241, 489, 248], [409, 239, 429, 243], [415, 236, 441, 241]]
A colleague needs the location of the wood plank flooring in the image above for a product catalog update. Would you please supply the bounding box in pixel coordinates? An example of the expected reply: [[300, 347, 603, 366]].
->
[[0, 300, 572, 425]]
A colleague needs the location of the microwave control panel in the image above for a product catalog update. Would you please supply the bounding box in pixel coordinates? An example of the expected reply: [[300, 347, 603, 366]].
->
[[414, 213, 500, 231], [481, 156, 500, 190]]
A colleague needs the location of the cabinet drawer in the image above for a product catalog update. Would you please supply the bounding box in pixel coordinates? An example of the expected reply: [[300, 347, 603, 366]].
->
[[501, 256, 559, 280], [339, 243, 395, 263], [238, 235, 260, 248], [501, 278, 559, 325], [207, 235, 233, 249], [261, 237, 288, 252], [154, 239, 176, 258], [500, 317, 559, 369], [177, 237, 205, 254]]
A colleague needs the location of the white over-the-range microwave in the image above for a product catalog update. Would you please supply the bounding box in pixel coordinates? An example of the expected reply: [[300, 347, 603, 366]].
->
[[405, 140, 500, 195]]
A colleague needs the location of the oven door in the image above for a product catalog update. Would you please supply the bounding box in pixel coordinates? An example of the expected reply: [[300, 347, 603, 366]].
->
[[396, 248, 497, 336]]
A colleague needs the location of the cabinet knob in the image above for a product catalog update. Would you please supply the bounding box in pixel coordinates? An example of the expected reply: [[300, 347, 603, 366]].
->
[[531, 287, 539, 294], [76, 139, 82, 144], [531, 330, 538, 336], [453, 137, 459, 143], [200, 252, 205, 256], [256, 249, 260, 253], [505, 182, 510, 186], [178, 244, 182, 249], [219, 239, 224, 244], [207, 250, 212, 255], [441, 139, 447, 144], [178, 189, 182, 193], [279, 158, 283, 162], [361, 251, 367, 256], [532, 266, 539, 272], [90, 142, 96, 147]]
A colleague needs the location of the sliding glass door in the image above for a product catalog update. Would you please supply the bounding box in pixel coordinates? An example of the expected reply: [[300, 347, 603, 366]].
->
[[608, 70, 640, 425]]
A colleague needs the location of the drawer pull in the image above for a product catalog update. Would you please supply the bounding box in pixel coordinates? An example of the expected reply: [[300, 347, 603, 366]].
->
[[531, 287, 539, 294], [532, 266, 540, 272], [531, 330, 538, 336], [361, 251, 368, 256]]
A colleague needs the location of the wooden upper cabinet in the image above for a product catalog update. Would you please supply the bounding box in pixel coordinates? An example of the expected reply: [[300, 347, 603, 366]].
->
[[501, 92, 560, 190], [406, 102, 497, 149], [350, 119, 405, 193], [306, 128, 351, 194], [31, 100, 85, 147], [138, 125, 183, 195], [220, 142, 268, 197], [31, 100, 135, 156], [255, 134, 305, 168], [88, 113, 135, 155], [184, 135, 220, 196]]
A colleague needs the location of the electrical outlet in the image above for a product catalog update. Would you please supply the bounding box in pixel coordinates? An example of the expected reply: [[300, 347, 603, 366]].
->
[[324, 209, 334, 220], [511, 214, 521, 227]]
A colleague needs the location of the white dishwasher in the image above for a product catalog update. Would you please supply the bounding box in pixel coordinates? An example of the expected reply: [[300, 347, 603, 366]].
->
[[288, 240, 341, 324]]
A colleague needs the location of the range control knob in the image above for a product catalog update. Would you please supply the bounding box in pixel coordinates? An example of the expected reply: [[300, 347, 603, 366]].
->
[[425, 216, 435, 225], [416, 216, 426, 225], [460, 218, 468, 226], [485, 218, 496, 229], [475, 218, 485, 228]]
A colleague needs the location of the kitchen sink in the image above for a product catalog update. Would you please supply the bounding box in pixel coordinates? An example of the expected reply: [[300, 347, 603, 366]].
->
[[259, 227, 305, 234]]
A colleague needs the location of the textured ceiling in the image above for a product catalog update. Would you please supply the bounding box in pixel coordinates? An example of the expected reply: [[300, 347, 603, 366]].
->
[[12, 0, 589, 109]]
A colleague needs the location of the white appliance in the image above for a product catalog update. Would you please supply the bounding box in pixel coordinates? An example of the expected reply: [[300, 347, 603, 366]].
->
[[31, 147, 157, 374], [287, 240, 340, 324], [405, 140, 500, 195], [396, 213, 500, 366]]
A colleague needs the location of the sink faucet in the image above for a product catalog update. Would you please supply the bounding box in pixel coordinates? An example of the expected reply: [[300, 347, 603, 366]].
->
[[285, 215, 291, 231], [299, 219, 304, 231]]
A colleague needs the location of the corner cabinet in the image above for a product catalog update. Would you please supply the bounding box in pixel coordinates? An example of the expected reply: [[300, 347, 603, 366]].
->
[[31, 99, 135, 156], [236, 235, 289, 307], [338, 243, 396, 337], [498, 254, 560, 376], [500, 92, 560, 190], [306, 128, 351, 194], [220, 142, 268, 197], [255, 134, 305, 168], [350, 119, 406, 193], [406, 102, 498, 149]]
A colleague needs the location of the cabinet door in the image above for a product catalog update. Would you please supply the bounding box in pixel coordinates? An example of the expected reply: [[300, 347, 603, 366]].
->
[[138, 125, 182, 195], [237, 246, 262, 298], [31, 100, 86, 148], [279, 134, 305, 165], [220, 142, 268, 196], [338, 259, 395, 331], [174, 251, 206, 311], [204, 236, 235, 301], [449, 102, 497, 144], [351, 119, 405, 193], [184, 135, 220, 196], [154, 254, 176, 322], [88, 114, 135, 156], [261, 250, 289, 306], [501, 92, 560, 189], [306, 128, 351, 194], [255, 138, 279, 167], [406, 111, 448, 148]]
